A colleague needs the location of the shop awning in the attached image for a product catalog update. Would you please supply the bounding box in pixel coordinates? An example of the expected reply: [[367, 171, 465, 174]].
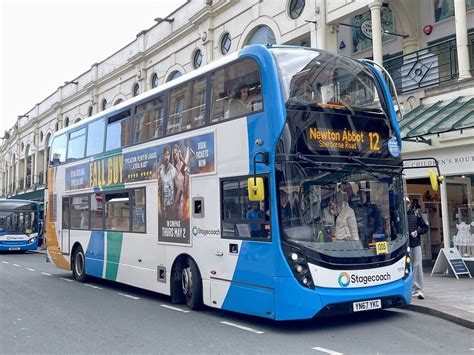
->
[[8, 188, 45, 202], [399, 96, 474, 140]]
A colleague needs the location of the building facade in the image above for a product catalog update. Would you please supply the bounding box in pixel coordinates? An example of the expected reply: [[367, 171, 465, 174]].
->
[[1, 0, 473, 263]]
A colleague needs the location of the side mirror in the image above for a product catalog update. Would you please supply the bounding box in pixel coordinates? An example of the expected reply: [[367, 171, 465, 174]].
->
[[248, 177, 265, 201], [428, 168, 444, 192]]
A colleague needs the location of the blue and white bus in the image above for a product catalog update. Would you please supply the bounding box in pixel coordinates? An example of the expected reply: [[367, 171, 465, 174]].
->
[[0, 199, 41, 251], [47, 45, 412, 320]]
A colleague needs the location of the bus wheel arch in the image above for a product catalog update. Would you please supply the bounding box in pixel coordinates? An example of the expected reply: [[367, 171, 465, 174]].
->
[[71, 242, 88, 283], [170, 254, 203, 310]]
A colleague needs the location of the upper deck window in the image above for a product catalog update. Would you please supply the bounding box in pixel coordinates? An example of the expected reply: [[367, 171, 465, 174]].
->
[[67, 127, 86, 162], [134, 97, 164, 143], [50, 134, 67, 166], [167, 76, 206, 134], [210, 58, 263, 122], [87, 118, 105, 156], [271, 48, 383, 114], [106, 110, 131, 151]]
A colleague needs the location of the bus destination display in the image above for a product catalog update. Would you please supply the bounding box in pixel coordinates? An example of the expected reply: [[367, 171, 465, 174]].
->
[[306, 127, 383, 153]]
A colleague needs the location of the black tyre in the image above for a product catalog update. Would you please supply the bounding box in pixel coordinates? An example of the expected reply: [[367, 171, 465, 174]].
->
[[181, 258, 203, 310], [72, 246, 88, 282]]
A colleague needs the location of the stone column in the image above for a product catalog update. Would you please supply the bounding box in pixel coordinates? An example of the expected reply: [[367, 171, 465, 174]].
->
[[454, 0, 472, 80], [440, 180, 451, 249], [369, 0, 383, 67]]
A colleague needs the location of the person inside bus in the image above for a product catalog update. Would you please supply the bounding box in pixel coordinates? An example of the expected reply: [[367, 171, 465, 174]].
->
[[280, 190, 291, 221], [334, 191, 359, 241], [353, 188, 383, 247], [226, 84, 261, 117], [246, 202, 266, 238]]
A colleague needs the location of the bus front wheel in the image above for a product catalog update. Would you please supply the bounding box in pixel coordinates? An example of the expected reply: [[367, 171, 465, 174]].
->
[[72, 246, 88, 283], [181, 258, 203, 310]]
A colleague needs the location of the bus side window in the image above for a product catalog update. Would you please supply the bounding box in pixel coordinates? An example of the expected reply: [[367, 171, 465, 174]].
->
[[221, 176, 270, 240], [106, 110, 131, 151], [211, 58, 263, 123], [134, 97, 164, 144], [62, 197, 70, 229], [67, 127, 86, 162], [87, 118, 105, 156], [50, 134, 67, 166]]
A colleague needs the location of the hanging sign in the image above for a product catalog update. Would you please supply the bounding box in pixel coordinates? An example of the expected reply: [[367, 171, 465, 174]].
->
[[360, 20, 385, 39]]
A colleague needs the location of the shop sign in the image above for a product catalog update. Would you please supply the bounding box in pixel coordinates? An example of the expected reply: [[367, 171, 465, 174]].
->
[[431, 248, 472, 279]]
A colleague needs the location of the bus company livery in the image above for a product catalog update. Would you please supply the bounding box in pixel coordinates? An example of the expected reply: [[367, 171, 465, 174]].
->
[[46, 45, 412, 320], [0, 199, 41, 251]]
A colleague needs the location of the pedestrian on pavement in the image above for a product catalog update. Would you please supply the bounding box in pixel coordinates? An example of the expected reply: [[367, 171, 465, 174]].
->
[[406, 197, 428, 300]]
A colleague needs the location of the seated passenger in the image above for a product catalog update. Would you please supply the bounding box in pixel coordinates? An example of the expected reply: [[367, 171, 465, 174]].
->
[[334, 192, 359, 241], [226, 84, 261, 117]]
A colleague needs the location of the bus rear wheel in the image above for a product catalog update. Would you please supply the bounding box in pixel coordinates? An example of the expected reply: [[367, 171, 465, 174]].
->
[[72, 246, 88, 282], [181, 258, 203, 310]]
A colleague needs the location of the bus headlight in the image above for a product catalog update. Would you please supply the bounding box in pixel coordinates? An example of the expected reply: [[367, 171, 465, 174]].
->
[[28, 237, 37, 244], [282, 243, 315, 290]]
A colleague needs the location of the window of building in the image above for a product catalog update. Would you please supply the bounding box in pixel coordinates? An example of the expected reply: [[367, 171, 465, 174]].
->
[[131, 188, 146, 232], [210, 58, 263, 122], [106, 110, 131, 151], [288, 0, 305, 19], [91, 192, 104, 230], [50, 134, 67, 166], [86, 119, 105, 156], [133, 97, 164, 144], [167, 70, 182, 82], [193, 50, 203, 69], [101, 99, 108, 111], [40, 131, 44, 142], [167, 76, 206, 134], [65, 117, 70, 127], [114, 99, 123, 106], [62, 197, 70, 229], [246, 25, 276, 45], [67, 127, 86, 162], [105, 191, 130, 231], [221, 32, 232, 55], [88, 106, 94, 117], [151, 73, 159, 88], [221, 177, 270, 239], [70, 195, 90, 230], [133, 83, 140, 97]]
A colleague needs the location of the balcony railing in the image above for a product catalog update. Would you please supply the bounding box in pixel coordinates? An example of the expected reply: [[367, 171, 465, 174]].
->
[[384, 34, 474, 95]]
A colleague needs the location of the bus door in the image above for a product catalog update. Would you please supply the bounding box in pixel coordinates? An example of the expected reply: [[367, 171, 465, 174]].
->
[[211, 176, 275, 318], [61, 197, 70, 254]]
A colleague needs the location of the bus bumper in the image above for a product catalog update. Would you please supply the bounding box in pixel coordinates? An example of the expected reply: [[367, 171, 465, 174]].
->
[[274, 273, 412, 321], [0, 240, 39, 251]]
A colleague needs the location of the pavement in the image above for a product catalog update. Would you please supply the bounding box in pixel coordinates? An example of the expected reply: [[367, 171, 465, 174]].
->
[[30, 248, 474, 329]]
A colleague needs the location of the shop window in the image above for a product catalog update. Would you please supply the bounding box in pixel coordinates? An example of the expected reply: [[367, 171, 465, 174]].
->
[[133, 96, 164, 143], [106, 110, 131, 151], [221, 176, 270, 239], [105, 191, 130, 231], [70, 195, 90, 230], [67, 128, 86, 162], [210, 58, 263, 122]]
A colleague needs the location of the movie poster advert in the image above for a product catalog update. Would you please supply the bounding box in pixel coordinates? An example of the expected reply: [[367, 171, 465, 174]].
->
[[157, 132, 215, 244], [123, 147, 158, 183], [65, 163, 90, 191]]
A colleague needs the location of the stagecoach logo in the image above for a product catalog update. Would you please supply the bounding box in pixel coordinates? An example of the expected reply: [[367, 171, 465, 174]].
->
[[192, 226, 220, 237], [338, 272, 351, 287], [338, 271, 392, 288]]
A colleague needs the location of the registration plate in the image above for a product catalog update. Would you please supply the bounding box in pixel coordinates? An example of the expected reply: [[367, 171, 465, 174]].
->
[[8, 247, 21, 251], [376, 241, 388, 255], [353, 299, 382, 312]]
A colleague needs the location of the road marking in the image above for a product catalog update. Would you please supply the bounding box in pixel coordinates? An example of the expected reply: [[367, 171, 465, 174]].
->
[[220, 321, 264, 334], [160, 304, 190, 313], [59, 277, 73, 282], [12, 264, 21, 267], [117, 293, 140, 300], [84, 284, 102, 290], [41, 272, 52, 276], [2, 261, 9, 264], [312, 347, 343, 355], [26, 268, 35, 272]]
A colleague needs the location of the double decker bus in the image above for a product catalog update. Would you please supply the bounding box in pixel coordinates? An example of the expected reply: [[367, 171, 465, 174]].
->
[[0, 199, 41, 251], [46, 45, 412, 320]]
